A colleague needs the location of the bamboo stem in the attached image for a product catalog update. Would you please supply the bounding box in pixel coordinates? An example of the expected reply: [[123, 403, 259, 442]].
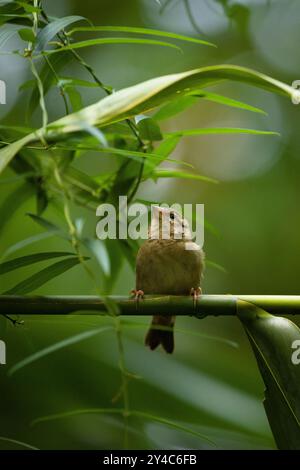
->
[[1, 295, 300, 317]]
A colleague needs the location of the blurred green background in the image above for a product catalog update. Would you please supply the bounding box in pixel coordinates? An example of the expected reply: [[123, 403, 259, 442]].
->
[[0, 0, 300, 450]]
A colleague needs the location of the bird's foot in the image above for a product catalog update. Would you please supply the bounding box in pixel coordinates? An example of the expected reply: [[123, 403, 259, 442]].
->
[[130, 289, 144, 310], [190, 287, 202, 309]]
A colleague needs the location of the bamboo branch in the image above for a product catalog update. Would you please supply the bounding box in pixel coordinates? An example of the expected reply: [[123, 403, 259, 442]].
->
[[1, 295, 300, 317]]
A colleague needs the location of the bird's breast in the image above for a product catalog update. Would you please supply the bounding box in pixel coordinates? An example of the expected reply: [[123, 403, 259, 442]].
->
[[136, 239, 204, 295]]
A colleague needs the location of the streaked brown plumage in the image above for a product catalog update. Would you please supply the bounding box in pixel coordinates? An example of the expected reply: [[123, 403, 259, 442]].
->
[[135, 206, 204, 353]]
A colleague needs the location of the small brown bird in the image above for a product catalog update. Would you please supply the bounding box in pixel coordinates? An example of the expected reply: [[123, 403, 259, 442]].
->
[[133, 206, 204, 353]]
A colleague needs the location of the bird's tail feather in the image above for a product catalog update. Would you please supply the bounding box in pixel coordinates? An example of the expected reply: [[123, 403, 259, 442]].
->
[[145, 315, 175, 354]]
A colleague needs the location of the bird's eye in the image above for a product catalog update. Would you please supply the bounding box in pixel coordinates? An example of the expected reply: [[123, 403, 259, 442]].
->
[[170, 212, 175, 220]]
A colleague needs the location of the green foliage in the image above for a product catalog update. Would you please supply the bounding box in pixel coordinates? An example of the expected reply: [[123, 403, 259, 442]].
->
[[0, 251, 76, 274], [3, 256, 88, 295], [0, 64, 293, 174], [0, 0, 299, 451], [238, 301, 300, 450], [18, 27, 35, 42], [65, 25, 216, 47], [9, 326, 113, 376], [35, 15, 87, 51]]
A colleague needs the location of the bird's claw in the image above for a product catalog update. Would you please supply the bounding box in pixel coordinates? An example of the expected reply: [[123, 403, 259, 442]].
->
[[190, 287, 202, 310], [130, 289, 144, 310]]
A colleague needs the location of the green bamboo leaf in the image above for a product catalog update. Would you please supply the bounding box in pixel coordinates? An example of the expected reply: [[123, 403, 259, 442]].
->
[[64, 166, 101, 196], [122, 320, 238, 348], [28, 52, 73, 117], [166, 128, 279, 137], [0, 436, 39, 450], [1, 232, 55, 260], [237, 300, 300, 450], [31, 408, 214, 445], [9, 326, 112, 376], [19, 79, 35, 90], [35, 15, 87, 52], [143, 135, 182, 177], [0, 14, 31, 28], [150, 168, 218, 184], [32, 408, 124, 426], [51, 143, 193, 168], [0, 182, 34, 236], [132, 410, 215, 446], [205, 260, 227, 273], [3, 256, 87, 295], [18, 27, 35, 42], [154, 91, 266, 121], [1, 64, 298, 173], [66, 86, 83, 112], [193, 91, 267, 115], [135, 115, 163, 141], [27, 213, 67, 237], [43, 37, 182, 55], [153, 95, 197, 121], [0, 251, 76, 275], [67, 25, 216, 48], [58, 76, 100, 88], [16, 1, 40, 13], [83, 238, 110, 277], [155, 134, 181, 156], [0, 124, 35, 134], [0, 133, 35, 174], [44, 64, 299, 133]]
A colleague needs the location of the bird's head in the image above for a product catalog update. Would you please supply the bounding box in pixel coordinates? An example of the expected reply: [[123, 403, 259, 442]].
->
[[149, 206, 192, 240]]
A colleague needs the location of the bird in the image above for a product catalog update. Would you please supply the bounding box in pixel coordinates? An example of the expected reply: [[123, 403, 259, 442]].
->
[[132, 206, 205, 353]]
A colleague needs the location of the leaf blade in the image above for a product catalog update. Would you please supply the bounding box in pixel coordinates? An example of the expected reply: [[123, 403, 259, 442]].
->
[[0, 251, 76, 275], [2, 256, 87, 295], [1, 64, 297, 173], [43, 37, 182, 55], [150, 168, 218, 184], [237, 300, 300, 450], [35, 15, 87, 52], [166, 128, 279, 137], [67, 25, 216, 47], [9, 326, 112, 376]]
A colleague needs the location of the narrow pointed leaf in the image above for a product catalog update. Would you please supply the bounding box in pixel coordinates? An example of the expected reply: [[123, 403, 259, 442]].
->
[[154, 91, 266, 121], [35, 15, 87, 52], [18, 27, 35, 43], [150, 168, 218, 184], [3, 257, 87, 295], [1, 232, 55, 260], [43, 37, 182, 55], [0, 251, 76, 275], [9, 326, 112, 376], [31, 408, 214, 445], [1, 64, 298, 173], [166, 128, 279, 137], [193, 91, 267, 114], [27, 213, 67, 237], [237, 300, 300, 450], [0, 436, 38, 450], [135, 115, 163, 141], [67, 25, 216, 47]]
